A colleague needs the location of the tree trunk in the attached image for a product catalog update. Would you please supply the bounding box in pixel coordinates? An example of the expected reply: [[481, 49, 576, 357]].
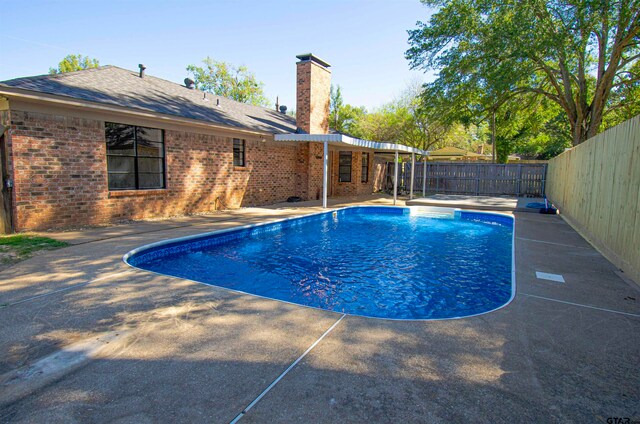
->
[[571, 120, 589, 146], [491, 109, 496, 163]]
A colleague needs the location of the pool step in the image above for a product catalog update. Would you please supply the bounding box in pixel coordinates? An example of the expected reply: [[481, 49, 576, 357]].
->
[[409, 207, 456, 219]]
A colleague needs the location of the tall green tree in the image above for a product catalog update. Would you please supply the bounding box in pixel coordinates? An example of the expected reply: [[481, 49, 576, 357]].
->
[[187, 57, 269, 106], [329, 85, 366, 134], [350, 96, 471, 153], [397, 80, 472, 152], [407, 0, 640, 146], [330, 84, 344, 129], [49, 54, 100, 74], [603, 59, 640, 127]]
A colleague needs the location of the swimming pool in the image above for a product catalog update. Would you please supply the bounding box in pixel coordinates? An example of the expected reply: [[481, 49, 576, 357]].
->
[[125, 206, 514, 320]]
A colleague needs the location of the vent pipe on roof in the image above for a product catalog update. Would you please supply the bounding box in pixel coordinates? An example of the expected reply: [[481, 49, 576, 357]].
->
[[275, 96, 279, 111], [216, 98, 220, 107], [184, 78, 195, 89], [138, 64, 146, 78], [279, 105, 287, 114]]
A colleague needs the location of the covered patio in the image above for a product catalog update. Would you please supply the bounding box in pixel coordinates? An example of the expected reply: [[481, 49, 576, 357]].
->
[[274, 133, 429, 207]]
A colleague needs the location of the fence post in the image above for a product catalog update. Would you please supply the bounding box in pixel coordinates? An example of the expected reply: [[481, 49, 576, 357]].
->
[[409, 153, 415, 199], [475, 163, 480, 195], [423, 158, 427, 197], [516, 164, 522, 197], [393, 151, 398, 205], [541, 164, 547, 197]]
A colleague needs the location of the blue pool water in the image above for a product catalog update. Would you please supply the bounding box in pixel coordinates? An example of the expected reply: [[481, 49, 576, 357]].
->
[[126, 207, 514, 320]]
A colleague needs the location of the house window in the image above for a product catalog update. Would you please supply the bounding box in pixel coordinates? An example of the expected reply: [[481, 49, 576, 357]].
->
[[233, 138, 245, 167], [361, 152, 369, 183], [106, 122, 165, 190], [339, 151, 352, 183]]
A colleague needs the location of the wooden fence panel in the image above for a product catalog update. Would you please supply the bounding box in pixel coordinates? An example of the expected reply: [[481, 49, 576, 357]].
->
[[546, 115, 640, 285], [384, 162, 547, 197]]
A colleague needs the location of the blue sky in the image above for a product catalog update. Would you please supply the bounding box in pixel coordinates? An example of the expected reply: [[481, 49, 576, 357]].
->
[[1, 0, 435, 110]]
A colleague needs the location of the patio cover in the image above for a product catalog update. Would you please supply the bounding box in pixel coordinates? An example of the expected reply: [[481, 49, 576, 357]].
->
[[274, 133, 430, 207]]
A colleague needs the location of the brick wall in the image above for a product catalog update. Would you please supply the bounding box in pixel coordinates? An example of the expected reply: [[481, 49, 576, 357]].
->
[[330, 150, 375, 196], [295, 142, 309, 199], [307, 142, 325, 200], [8, 109, 303, 231]]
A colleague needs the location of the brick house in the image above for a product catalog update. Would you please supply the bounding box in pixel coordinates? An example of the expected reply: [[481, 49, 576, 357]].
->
[[0, 54, 426, 232]]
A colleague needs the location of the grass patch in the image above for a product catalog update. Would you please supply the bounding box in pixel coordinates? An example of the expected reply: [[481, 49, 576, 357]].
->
[[0, 234, 69, 266]]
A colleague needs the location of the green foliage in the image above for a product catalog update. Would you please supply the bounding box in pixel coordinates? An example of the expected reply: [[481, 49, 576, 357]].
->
[[49, 54, 100, 74], [482, 94, 572, 162], [407, 0, 640, 146], [0, 234, 68, 266], [603, 60, 640, 129], [187, 57, 269, 107], [330, 85, 366, 134], [350, 103, 408, 142], [510, 101, 572, 160], [330, 85, 344, 128], [328, 80, 483, 157]]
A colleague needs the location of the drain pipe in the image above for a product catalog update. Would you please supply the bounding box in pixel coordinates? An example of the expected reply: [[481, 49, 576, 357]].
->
[[409, 152, 415, 200], [393, 150, 398, 205], [423, 156, 427, 198], [322, 140, 328, 208]]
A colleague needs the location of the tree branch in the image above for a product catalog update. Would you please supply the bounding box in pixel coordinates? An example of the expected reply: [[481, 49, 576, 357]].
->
[[619, 53, 640, 67]]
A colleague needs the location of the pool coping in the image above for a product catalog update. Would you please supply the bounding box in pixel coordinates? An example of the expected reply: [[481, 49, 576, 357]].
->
[[122, 205, 516, 322]]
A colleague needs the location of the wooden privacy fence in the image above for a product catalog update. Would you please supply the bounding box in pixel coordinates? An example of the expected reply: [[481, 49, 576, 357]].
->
[[546, 115, 640, 285], [385, 162, 547, 197]]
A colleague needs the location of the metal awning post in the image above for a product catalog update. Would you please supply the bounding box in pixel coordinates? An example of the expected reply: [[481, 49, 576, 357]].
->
[[422, 156, 427, 198], [322, 141, 328, 208], [393, 150, 398, 205], [409, 153, 415, 200]]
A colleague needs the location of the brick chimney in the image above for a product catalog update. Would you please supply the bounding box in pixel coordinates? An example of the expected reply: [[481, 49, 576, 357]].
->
[[296, 53, 331, 134]]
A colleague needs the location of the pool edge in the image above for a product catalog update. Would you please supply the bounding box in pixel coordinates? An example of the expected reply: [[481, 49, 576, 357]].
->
[[122, 205, 517, 322]]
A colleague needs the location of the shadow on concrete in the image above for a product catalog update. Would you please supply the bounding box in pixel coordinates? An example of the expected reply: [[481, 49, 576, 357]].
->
[[0, 204, 638, 423]]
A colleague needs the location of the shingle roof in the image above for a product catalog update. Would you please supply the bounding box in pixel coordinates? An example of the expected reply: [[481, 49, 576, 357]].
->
[[0, 66, 297, 134], [428, 146, 470, 156]]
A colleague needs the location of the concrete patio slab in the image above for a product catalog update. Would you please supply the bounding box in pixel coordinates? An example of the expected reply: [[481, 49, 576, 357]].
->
[[1, 199, 638, 423], [406, 194, 544, 212], [242, 295, 638, 423]]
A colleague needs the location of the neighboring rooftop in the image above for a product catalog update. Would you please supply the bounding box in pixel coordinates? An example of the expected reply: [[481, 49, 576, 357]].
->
[[0, 66, 297, 134], [428, 146, 485, 158]]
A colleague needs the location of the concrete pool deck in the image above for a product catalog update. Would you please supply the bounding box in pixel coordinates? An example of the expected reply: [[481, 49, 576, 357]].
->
[[406, 194, 544, 212], [1, 196, 639, 423]]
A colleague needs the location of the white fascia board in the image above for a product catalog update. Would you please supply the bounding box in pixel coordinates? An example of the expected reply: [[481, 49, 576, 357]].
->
[[274, 133, 429, 156]]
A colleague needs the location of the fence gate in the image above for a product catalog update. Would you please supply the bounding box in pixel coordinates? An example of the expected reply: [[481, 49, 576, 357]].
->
[[385, 162, 547, 197]]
